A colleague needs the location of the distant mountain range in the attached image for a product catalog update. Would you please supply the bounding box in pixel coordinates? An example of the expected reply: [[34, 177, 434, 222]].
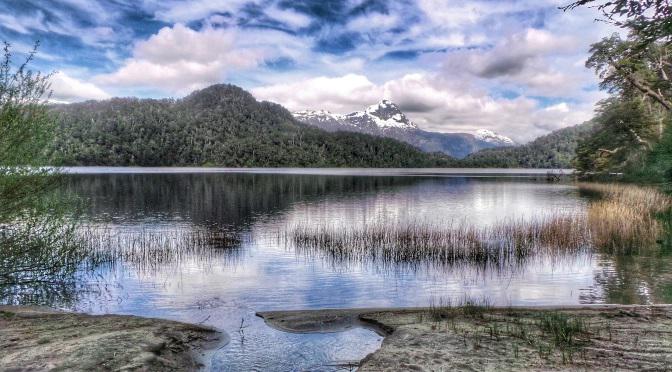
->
[[461, 121, 595, 168], [294, 100, 514, 158], [49, 85, 455, 168], [48, 83, 589, 169]]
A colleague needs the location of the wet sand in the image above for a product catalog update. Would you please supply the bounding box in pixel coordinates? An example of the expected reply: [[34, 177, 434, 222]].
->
[[0, 306, 226, 371], [259, 305, 672, 371]]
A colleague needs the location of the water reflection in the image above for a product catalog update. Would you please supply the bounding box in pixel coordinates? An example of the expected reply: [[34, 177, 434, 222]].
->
[[3, 171, 671, 370], [63, 173, 422, 226]]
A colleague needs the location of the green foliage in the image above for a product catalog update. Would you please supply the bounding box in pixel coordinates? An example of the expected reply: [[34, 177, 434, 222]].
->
[[50, 84, 456, 168], [575, 99, 658, 173], [0, 41, 87, 305], [0, 42, 61, 222], [562, 3, 672, 179], [537, 312, 589, 352], [587, 34, 672, 110], [460, 122, 594, 168], [624, 122, 672, 187], [562, 1, 671, 49], [0, 214, 84, 304]]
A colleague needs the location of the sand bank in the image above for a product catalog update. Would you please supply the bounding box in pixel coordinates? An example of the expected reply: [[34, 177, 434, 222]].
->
[[259, 305, 672, 371], [0, 306, 225, 371]]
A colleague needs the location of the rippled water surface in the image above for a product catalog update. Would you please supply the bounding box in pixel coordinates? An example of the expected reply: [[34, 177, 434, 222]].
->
[[25, 169, 672, 370]]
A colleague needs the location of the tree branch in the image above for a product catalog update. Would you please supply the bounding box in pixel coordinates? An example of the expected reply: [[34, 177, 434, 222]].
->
[[623, 72, 672, 110], [597, 147, 624, 156], [629, 128, 652, 149]]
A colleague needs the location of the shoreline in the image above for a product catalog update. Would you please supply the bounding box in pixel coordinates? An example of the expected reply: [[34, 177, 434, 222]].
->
[[55, 166, 574, 177], [0, 306, 227, 371], [258, 304, 672, 371], [2, 304, 671, 370]]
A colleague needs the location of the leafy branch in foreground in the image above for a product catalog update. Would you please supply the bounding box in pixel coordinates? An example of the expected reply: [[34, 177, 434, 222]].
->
[[0, 41, 89, 306], [566, 2, 672, 181], [0, 41, 57, 220], [562, 0, 671, 48]]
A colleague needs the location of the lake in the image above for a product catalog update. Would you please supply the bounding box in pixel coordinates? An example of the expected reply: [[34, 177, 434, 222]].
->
[[8, 168, 672, 371]]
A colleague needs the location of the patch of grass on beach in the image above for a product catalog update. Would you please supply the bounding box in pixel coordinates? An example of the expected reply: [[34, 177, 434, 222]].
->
[[431, 307, 595, 364], [1, 310, 16, 319], [500, 311, 592, 363], [537, 312, 590, 350], [428, 296, 493, 322], [424, 297, 596, 364]]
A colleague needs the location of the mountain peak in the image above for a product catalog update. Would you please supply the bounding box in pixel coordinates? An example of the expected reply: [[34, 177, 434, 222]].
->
[[475, 129, 515, 145], [293, 104, 515, 158], [365, 99, 398, 114], [359, 100, 417, 130]]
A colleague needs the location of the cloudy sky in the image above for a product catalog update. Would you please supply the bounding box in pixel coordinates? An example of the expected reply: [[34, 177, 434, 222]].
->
[[1, 0, 618, 141]]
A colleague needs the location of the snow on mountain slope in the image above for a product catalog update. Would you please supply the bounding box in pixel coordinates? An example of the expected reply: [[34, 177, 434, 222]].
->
[[293, 100, 514, 158], [360, 100, 418, 129], [474, 129, 515, 146]]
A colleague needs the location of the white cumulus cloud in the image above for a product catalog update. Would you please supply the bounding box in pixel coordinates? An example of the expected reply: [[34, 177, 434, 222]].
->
[[50, 71, 111, 103], [253, 72, 595, 142], [253, 74, 383, 113], [95, 24, 264, 94]]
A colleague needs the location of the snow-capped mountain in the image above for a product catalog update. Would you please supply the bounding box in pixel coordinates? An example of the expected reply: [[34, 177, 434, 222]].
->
[[354, 100, 418, 130], [293, 100, 514, 158], [294, 100, 418, 134], [475, 129, 515, 146]]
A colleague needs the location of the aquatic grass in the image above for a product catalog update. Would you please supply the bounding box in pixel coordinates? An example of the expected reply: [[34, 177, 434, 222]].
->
[[0, 217, 95, 305], [578, 183, 670, 214], [579, 183, 671, 254], [78, 226, 242, 272], [287, 215, 591, 268], [287, 183, 672, 266]]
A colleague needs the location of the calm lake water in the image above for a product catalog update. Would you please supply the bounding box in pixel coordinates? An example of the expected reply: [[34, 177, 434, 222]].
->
[[15, 168, 672, 371]]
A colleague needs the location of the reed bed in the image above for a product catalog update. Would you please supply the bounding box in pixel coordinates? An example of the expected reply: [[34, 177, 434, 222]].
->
[[79, 227, 241, 271], [287, 214, 591, 269], [579, 183, 671, 254], [287, 183, 671, 266]]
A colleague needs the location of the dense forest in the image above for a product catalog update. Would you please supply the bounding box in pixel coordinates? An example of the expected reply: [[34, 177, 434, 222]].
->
[[51, 83, 596, 169], [50, 85, 456, 168], [461, 122, 594, 168], [564, 0, 672, 186]]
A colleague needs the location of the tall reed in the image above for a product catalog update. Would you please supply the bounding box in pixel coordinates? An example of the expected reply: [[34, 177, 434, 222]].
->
[[579, 183, 670, 254], [287, 183, 671, 266], [288, 214, 590, 268], [79, 227, 241, 272]]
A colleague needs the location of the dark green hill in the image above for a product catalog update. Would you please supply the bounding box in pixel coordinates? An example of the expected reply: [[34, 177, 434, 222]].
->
[[460, 122, 595, 168], [50, 84, 455, 167]]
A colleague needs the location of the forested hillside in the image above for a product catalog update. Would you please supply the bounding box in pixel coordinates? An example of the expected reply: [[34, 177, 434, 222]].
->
[[460, 122, 594, 168], [50, 85, 455, 167], [564, 1, 672, 186]]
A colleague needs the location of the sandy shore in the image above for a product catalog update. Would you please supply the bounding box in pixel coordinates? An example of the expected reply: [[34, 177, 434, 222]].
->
[[259, 305, 672, 371], [0, 306, 226, 371]]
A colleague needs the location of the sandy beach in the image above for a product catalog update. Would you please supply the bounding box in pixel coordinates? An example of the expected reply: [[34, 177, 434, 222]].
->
[[0, 306, 225, 371], [259, 305, 672, 371]]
